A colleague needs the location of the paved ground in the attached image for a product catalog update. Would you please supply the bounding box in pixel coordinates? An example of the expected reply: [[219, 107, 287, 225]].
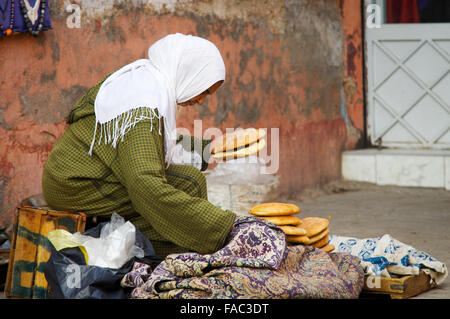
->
[[286, 180, 450, 299], [1, 180, 449, 299]]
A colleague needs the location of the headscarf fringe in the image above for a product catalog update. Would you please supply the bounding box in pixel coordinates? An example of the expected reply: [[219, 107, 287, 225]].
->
[[88, 107, 161, 155]]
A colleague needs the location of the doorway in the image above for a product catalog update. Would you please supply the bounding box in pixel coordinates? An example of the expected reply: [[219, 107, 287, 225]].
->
[[365, 0, 450, 149]]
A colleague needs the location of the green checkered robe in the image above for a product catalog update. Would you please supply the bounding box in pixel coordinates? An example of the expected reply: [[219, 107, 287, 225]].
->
[[42, 76, 236, 259]]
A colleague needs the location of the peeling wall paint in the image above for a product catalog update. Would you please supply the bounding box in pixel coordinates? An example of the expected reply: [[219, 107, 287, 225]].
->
[[0, 0, 364, 228], [337, 0, 365, 148]]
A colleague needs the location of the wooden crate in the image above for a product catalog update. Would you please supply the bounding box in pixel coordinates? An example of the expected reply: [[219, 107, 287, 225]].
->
[[5, 206, 86, 299], [362, 270, 437, 299]]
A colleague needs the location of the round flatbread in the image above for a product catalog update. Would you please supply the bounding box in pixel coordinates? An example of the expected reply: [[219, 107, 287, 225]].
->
[[257, 216, 301, 226], [308, 228, 330, 244], [249, 203, 300, 216], [311, 234, 329, 248], [212, 138, 266, 160], [320, 243, 335, 253], [212, 128, 266, 154], [280, 226, 307, 236], [300, 217, 329, 237], [286, 235, 310, 244]]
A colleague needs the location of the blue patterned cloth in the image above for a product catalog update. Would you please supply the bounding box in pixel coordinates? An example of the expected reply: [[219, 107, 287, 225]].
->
[[329, 234, 448, 285]]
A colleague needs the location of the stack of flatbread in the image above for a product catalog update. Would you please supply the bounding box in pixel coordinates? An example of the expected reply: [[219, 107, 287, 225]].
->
[[285, 216, 334, 253], [248, 202, 334, 253], [212, 128, 266, 160]]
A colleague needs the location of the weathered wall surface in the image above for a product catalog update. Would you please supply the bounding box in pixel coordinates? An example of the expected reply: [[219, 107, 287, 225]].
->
[[0, 0, 364, 227]]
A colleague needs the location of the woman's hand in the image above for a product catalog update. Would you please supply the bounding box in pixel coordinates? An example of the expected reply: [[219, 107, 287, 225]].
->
[[207, 135, 222, 170], [209, 135, 221, 154]]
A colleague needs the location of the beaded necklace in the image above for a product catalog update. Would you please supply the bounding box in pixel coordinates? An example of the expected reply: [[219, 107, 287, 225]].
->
[[19, 0, 45, 36], [0, 0, 15, 36]]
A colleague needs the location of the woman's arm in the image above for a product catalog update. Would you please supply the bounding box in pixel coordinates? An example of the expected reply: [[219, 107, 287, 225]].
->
[[176, 134, 212, 171], [117, 119, 235, 254]]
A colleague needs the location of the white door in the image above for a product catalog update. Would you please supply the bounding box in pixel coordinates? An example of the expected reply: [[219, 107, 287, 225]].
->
[[365, 2, 450, 149]]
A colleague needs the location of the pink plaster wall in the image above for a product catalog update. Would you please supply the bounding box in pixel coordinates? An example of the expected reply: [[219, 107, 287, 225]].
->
[[0, 0, 365, 228]]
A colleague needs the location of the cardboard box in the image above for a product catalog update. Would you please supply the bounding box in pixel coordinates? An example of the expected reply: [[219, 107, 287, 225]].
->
[[362, 270, 437, 299], [5, 207, 86, 299]]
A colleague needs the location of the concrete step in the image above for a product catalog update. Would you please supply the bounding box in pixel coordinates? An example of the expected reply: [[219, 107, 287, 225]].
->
[[342, 149, 450, 190]]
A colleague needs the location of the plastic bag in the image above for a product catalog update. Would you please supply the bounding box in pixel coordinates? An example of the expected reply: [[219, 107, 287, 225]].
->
[[206, 155, 278, 185], [48, 213, 144, 269], [44, 214, 161, 299], [206, 155, 280, 216]]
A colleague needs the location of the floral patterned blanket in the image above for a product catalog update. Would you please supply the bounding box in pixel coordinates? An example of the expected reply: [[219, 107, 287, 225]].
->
[[121, 217, 364, 299]]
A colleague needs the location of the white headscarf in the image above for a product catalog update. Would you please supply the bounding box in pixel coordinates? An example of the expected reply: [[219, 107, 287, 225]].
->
[[90, 33, 226, 167]]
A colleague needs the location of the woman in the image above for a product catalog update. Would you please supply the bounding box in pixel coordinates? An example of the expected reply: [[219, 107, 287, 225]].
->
[[42, 34, 236, 259]]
